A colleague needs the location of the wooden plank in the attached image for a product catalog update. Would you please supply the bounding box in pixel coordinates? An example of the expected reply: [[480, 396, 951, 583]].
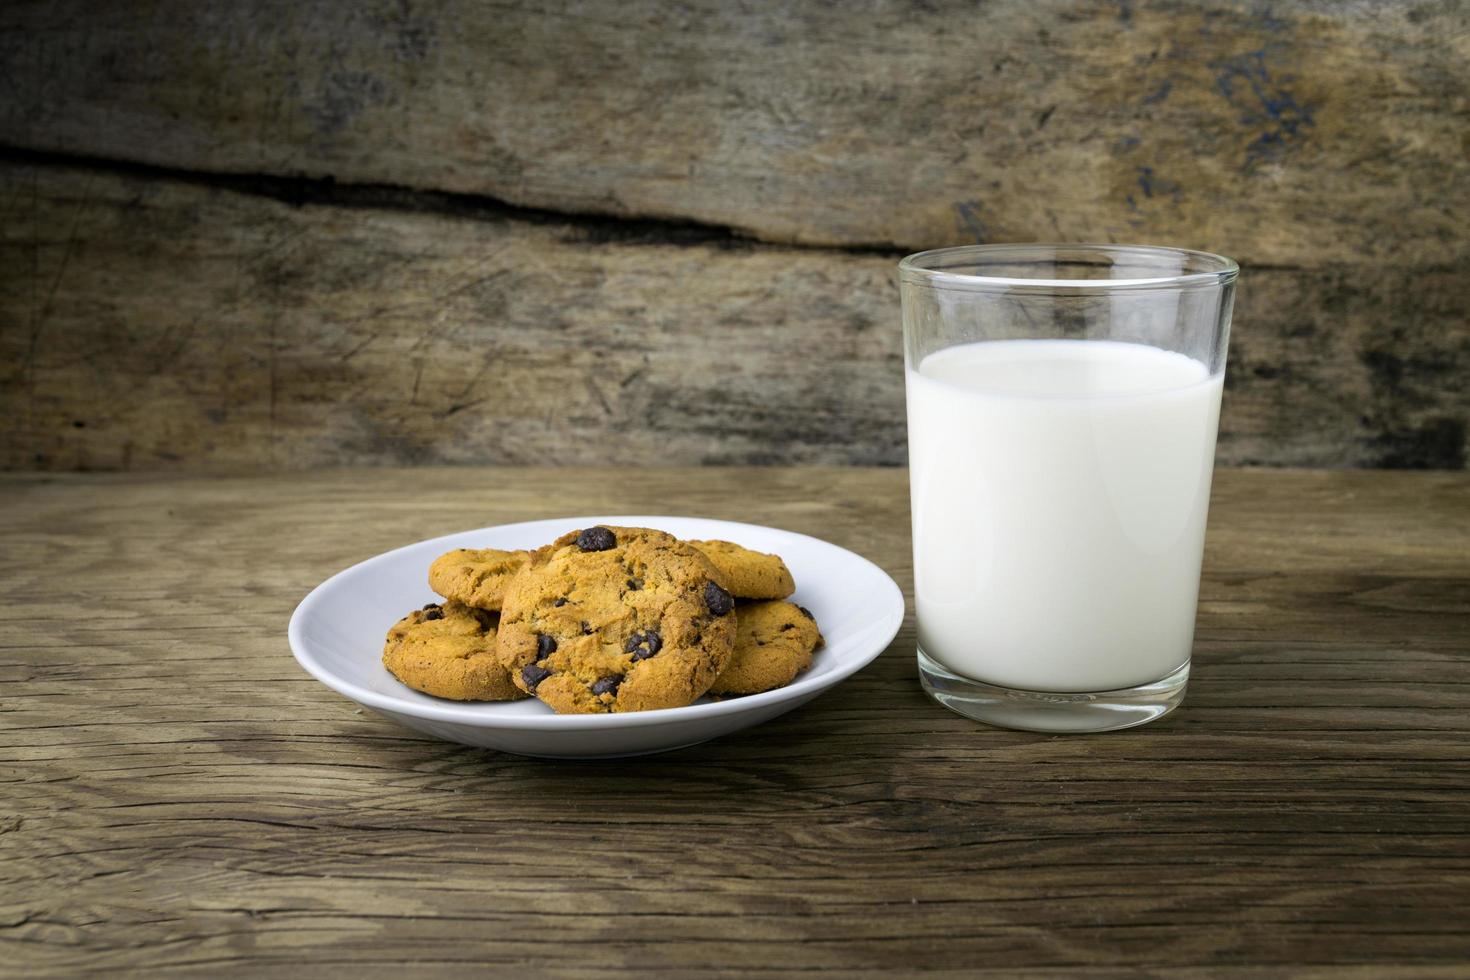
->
[[0, 0, 1465, 264], [3, 163, 1467, 472], [1, 466, 1467, 976]]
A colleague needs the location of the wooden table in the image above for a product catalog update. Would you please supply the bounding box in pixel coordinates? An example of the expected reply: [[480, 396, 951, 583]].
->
[[4, 467, 1467, 976]]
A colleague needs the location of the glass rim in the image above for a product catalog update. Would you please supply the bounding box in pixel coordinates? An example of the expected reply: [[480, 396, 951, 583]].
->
[[898, 243, 1239, 292]]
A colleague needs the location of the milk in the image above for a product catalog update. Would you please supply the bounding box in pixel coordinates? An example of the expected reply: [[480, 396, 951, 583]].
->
[[906, 339, 1222, 692]]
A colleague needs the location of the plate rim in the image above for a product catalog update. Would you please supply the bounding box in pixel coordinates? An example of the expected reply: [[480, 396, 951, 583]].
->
[[288, 514, 906, 731]]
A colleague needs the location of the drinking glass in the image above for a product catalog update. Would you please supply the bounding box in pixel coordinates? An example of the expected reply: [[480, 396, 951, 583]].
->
[[901, 244, 1237, 732]]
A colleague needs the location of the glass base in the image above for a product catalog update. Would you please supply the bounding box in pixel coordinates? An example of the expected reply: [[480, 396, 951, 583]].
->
[[917, 648, 1188, 733]]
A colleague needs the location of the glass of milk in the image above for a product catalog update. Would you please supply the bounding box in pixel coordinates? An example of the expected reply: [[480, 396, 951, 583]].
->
[[902, 244, 1237, 732]]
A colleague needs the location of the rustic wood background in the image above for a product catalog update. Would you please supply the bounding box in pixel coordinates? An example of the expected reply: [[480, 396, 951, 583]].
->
[[2, 0, 1467, 471]]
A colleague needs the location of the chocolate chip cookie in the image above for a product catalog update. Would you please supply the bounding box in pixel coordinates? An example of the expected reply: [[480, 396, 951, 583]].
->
[[382, 600, 527, 702], [497, 525, 737, 713], [688, 540, 795, 600], [709, 600, 823, 695], [428, 547, 530, 610]]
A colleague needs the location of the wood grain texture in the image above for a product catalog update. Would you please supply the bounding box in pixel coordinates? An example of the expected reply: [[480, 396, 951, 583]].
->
[[2, 466, 1468, 976], [4, 162, 1467, 472], [1, 0, 1466, 265]]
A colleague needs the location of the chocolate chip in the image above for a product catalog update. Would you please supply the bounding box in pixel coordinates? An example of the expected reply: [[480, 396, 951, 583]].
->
[[797, 605, 815, 620], [626, 577, 643, 591], [470, 608, 497, 632], [521, 664, 553, 690], [553, 597, 568, 607], [421, 606, 445, 621], [591, 676, 621, 697], [624, 629, 662, 660], [704, 581, 735, 617], [576, 526, 617, 551], [778, 623, 795, 631], [536, 634, 557, 661], [421, 603, 440, 611], [581, 620, 594, 635]]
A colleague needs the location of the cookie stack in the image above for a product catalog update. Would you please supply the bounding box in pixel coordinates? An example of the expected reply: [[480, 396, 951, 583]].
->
[[382, 525, 823, 713]]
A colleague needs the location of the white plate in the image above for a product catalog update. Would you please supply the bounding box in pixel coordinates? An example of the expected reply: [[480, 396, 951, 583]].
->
[[288, 516, 905, 758]]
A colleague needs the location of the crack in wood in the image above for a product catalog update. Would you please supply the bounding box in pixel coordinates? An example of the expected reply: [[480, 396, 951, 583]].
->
[[0, 144, 907, 258]]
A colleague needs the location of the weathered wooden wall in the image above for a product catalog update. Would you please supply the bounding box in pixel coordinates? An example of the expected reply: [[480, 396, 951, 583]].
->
[[2, 0, 1467, 470]]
